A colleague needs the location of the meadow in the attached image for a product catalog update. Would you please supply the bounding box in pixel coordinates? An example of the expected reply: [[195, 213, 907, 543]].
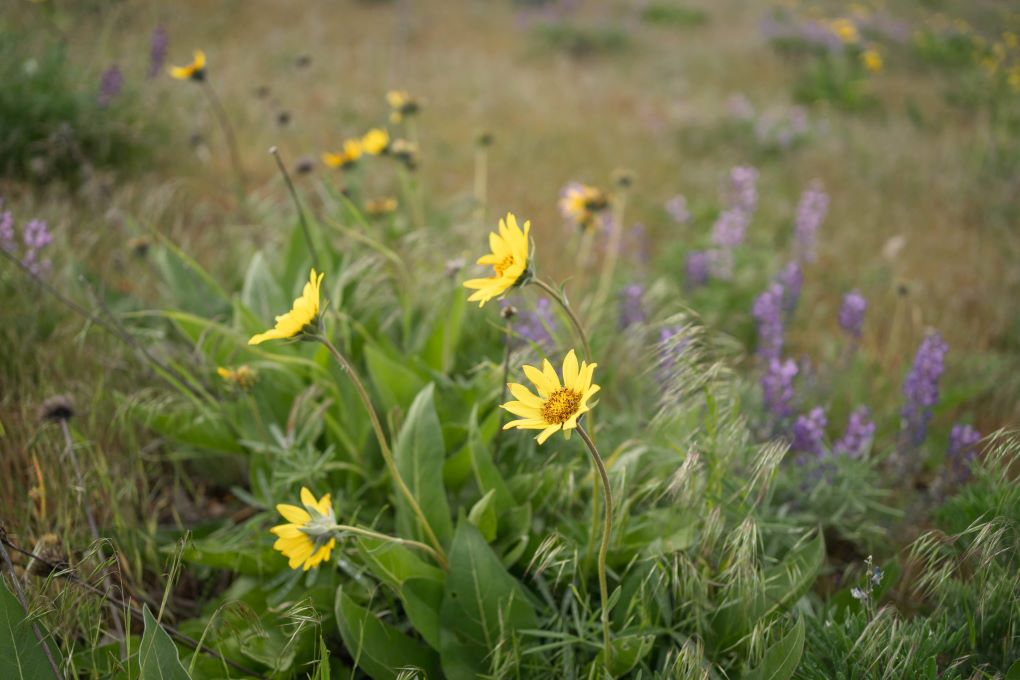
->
[[1, 0, 1019, 678]]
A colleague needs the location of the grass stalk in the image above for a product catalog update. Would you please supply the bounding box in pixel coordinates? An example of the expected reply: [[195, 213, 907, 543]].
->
[[577, 425, 613, 669]]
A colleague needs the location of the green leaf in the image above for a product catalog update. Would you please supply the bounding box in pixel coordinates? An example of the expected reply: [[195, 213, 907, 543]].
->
[[334, 587, 441, 680], [394, 384, 454, 547], [762, 531, 825, 618], [240, 252, 287, 324], [467, 489, 498, 542], [466, 409, 516, 515], [365, 344, 427, 415], [439, 521, 538, 680], [0, 580, 59, 680], [1005, 659, 1020, 680], [592, 634, 656, 677], [401, 577, 444, 651], [744, 615, 805, 680], [139, 605, 192, 680], [422, 287, 466, 373]]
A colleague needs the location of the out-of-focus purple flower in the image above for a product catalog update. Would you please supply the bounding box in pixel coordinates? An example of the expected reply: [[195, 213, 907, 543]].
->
[[148, 25, 169, 79], [97, 65, 124, 107], [630, 223, 650, 265], [793, 181, 829, 262], [753, 106, 810, 150], [792, 407, 827, 456], [752, 282, 785, 361], [515, 297, 556, 350], [707, 248, 733, 280], [665, 194, 690, 224], [728, 165, 759, 215], [0, 208, 14, 252], [726, 93, 755, 121], [711, 208, 748, 248], [685, 250, 710, 289], [618, 284, 646, 329], [656, 325, 690, 386], [902, 332, 948, 446], [839, 289, 867, 339], [776, 261, 802, 313], [762, 357, 798, 420], [834, 406, 875, 458], [946, 423, 980, 482], [21, 218, 54, 276]]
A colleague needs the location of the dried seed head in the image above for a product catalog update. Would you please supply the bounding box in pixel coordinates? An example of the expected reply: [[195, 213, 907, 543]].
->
[[612, 168, 635, 189], [294, 155, 315, 175], [475, 131, 494, 147], [39, 395, 75, 422], [500, 304, 517, 320]]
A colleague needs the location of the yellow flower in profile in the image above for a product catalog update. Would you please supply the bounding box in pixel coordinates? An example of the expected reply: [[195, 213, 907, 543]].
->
[[501, 350, 600, 445], [217, 365, 258, 389], [271, 487, 337, 571], [829, 18, 859, 44], [463, 212, 531, 307], [249, 269, 324, 345], [387, 90, 421, 124], [361, 128, 390, 155], [558, 182, 609, 231], [365, 196, 398, 216], [169, 49, 207, 81], [861, 48, 883, 73], [322, 138, 363, 169]]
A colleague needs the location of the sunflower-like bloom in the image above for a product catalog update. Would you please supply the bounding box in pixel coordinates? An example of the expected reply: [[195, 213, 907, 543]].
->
[[861, 48, 883, 73], [249, 269, 324, 345], [271, 487, 337, 571], [829, 18, 859, 44], [502, 350, 600, 444], [387, 90, 421, 124], [365, 196, 398, 216], [169, 49, 206, 81], [558, 182, 609, 231], [463, 213, 531, 307], [361, 128, 390, 155], [217, 365, 257, 389], [322, 139, 363, 169]]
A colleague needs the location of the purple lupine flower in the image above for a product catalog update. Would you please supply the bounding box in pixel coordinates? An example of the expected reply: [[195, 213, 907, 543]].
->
[[726, 93, 755, 121], [0, 208, 13, 252], [97, 65, 124, 107], [665, 194, 690, 224], [711, 208, 749, 248], [902, 332, 949, 446], [706, 248, 733, 280], [22, 218, 53, 276], [752, 282, 785, 360], [793, 181, 829, 262], [762, 357, 798, 420], [946, 424, 980, 482], [834, 406, 875, 458], [685, 250, 710, 289], [656, 325, 690, 386], [776, 261, 802, 313], [515, 297, 556, 350], [630, 223, 651, 265], [728, 165, 759, 215], [148, 25, 169, 79], [839, 289, 867, 339], [792, 407, 827, 456], [618, 284, 645, 329]]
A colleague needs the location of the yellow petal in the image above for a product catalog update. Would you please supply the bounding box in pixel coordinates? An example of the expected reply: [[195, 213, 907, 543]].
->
[[276, 503, 310, 524], [536, 424, 561, 445], [541, 359, 561, 391], [501, 400, 543, 420], [522, 364, 552, 396], [508, 383, 544, 408], [562, 351, 579, 388]]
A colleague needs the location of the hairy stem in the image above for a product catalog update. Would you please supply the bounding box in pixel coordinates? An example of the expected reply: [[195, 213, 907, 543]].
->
[[531, 277, 591, 362], [577, 424, 614, 668], [332, 524, 444, 566]]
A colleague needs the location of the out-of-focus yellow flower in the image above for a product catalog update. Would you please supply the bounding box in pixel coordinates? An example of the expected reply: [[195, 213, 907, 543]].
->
[[387, 90, 422, 124], [861, 48, 883, 73], [1004, 32, 1019, 49], [217, 365, 258, 389], [1009, 66, 1020, 91], [170, 49, 206, 81], [249, 269, 324, 345], [389, 138, 419, 170], [463, 213, 531, 307], [829, 18, 859, 44], [365, 197, 398, 216], [322, 138, 363, 169], [271, 487, 337, 571], [501, 350, 600, 445], [361, 128, 390, 155], [558, 182, 609, 231]]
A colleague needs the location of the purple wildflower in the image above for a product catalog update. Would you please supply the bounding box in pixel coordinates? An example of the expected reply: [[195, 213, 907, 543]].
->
[[685, 250, 711, 289], [0, 208, 13, 252], [834, 407, 875, 458], [97, 66, 124, 107], [776, 261, 802, 313], [656, 325, 690, 386], [515, 298, 556, 350], [711, 208, 748, 249], [706, 248, 734, 280], [839, 289, 867, 339], [793, 181, 829, 262], [902, 333, 949, 446], [946, 424, 980, 482], [762, 357, 798, 420], [665, 195, 690, 224], [21, 219, 53, 276], [726, 93, 755, 121], [148, 25, 169, 79], [792, 407, 828, 456], [752, 282, 785, 361], [618, 284, 646, 329], [728, 165, 759, 215]]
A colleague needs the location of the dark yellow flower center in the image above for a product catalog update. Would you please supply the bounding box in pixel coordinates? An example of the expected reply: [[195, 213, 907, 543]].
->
[[493, 255, 515, 277], [542, 387, 582, 424]]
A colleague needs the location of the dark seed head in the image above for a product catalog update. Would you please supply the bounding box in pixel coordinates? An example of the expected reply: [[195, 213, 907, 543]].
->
[[39, 395, 75, 422]]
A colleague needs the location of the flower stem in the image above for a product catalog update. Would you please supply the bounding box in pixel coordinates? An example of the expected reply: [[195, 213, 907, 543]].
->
[[531, 277, 591, 362], [496, 318, 513, 448], [473, 145, 488, 229], [270, 146, 320, 272], [201, 80, 247, 211], [332, 524, 445, 567], [591, 187, 629, 324], [577, 424, 613, 668], [316, 336, 448, 569]]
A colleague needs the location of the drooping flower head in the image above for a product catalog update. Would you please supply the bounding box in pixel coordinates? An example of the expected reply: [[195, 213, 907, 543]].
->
[[501, 350, 600, 444], [463, 213, 531, 307], [360, 128, 390, 155], [388, 138, 419, 170], [839, 289, 867, 339], [322, 138, 363, 169], [249, 269, 325, 345], [558, 182, 609, 232], [271, 487, 337, 571], [386, 90, 422, 124], [169, 49, 206, 81], [834, 406, 875, 458], [902, 332, 948, 446]]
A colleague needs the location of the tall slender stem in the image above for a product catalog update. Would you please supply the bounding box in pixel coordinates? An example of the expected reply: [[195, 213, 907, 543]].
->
[[0, 537, 64, 679], [316, 336, 448, 569], [531, 277, 591, 362], [591, 188, 629, 324], [496, 318, 513, 448], [577, 425, 613, 668], [473, 145, 488, 229], [270, 147, 320, 272], [332, 524, 444, 566], [201, 80, 248, 210]]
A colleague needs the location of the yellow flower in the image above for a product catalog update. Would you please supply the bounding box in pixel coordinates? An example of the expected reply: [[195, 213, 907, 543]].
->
[[388, 138, 419, 170], [217, 365, 257, 389], [387, 90, 421, 124], [501, 350, 600, 445], [829, 18, 859, 44], [271, 487, 337, 571], [169, 49, 207, 81], [322, 138, 363, 169], [861, 48, 883, 73], [1005, 32, 1019, 49], [1009, 66, 1020, 91], [361, 128, 390, 155], [463, 212, 531, 307], [365, 196, 398, 216], [558, 182, 609, 231], [249, 269, 324, 345]]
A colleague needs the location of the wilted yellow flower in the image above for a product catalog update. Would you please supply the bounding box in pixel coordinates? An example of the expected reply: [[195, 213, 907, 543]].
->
[[559, 182, 609, 231], [365, 197, 398, 216], [829, 18, 859, 44], [271, 487, 337, 571], [387, 90, 421, 124], [861, 48, 883, 73], [463, 213, 531, 307], [169, 49, 206, 81], [322, 138, 363, 169], [249, 269, 324, 345], [217, 365, 258, 389], [501, 350, 600, 445], [361, 128, 390, 155]]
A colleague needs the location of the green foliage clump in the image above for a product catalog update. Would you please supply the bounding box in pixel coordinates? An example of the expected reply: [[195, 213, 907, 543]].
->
[[532, 22, 631, 58], [640, 4, 708, 28]]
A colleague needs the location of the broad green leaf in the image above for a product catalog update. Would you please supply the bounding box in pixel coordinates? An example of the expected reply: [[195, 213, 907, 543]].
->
[[466, 408, 516, 514], [394, 384, 454, 546], [592, 633, 656, 677], [743, 615, 805, 680], [139, 605, 192, 680], [240, 252, 287, 324], [762, 531, 825, 618], [1005, 659, 1020, 680], [355, 537, 445, 588], [401, 577, 444, 651], [365, 344, 427, 415], [334, 587, 441, 680], [422, 287, 466, 373], [0, 580, 58, 680], [467, 489, 498, 542], [439, 521, 538, 680]]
